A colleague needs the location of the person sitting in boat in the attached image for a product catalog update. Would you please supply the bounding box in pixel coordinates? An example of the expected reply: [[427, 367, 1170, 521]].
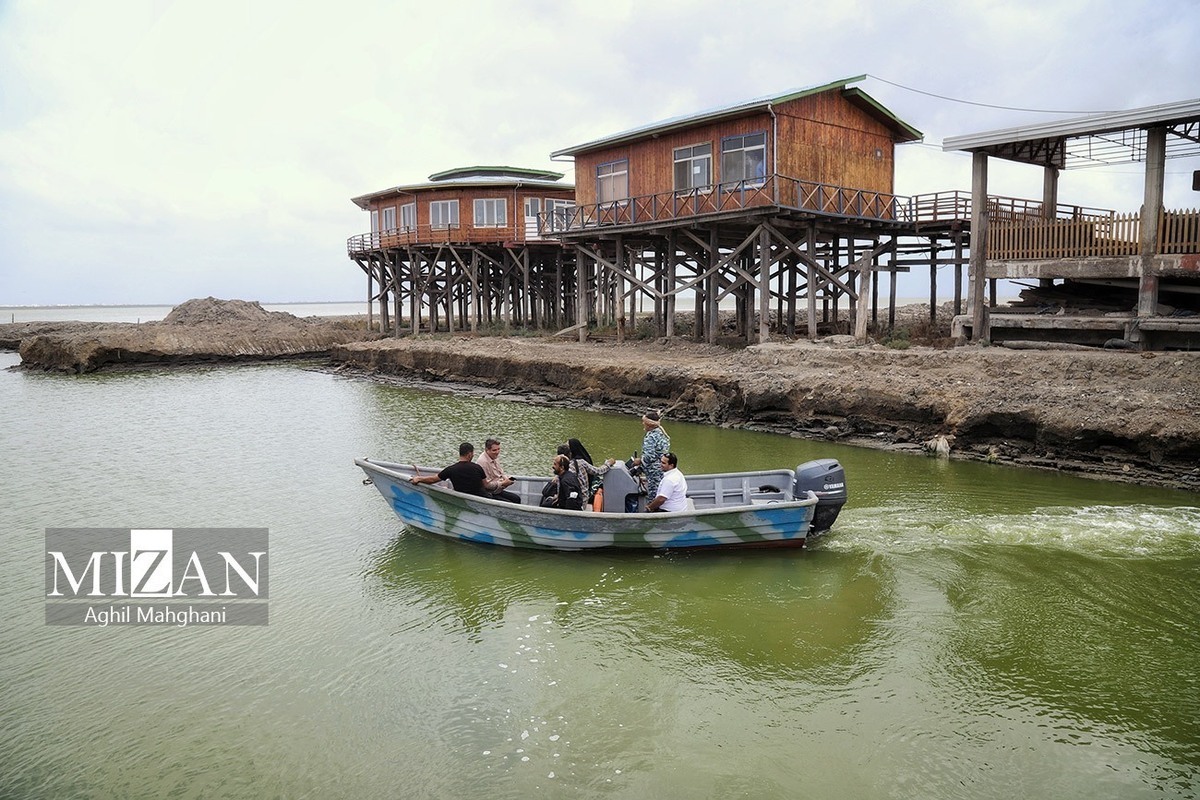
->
[[477, 437, 520, 504], [409, 442, 489, 497], [565, 438, 615, 509], [540, 454, 583, 510], [631, 410, 670, 498], [647, 452, 688, 513]]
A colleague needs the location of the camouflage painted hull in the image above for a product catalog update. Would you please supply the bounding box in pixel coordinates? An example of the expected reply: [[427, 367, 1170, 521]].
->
[[357, 457, 819, 551]]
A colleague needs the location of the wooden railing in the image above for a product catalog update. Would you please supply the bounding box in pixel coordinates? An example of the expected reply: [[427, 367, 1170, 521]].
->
[[539, 175, 915, 234], [988, 208, 1200, 260], [347, 222, 542, 254], [346, 191, 1199, 262]]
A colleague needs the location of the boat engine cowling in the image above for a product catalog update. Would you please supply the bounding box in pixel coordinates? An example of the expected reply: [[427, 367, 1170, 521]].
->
[[794, 459, 847, 534]]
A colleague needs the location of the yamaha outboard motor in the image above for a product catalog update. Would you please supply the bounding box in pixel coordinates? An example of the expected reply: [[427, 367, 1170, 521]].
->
[[793, 459, 847, 534]]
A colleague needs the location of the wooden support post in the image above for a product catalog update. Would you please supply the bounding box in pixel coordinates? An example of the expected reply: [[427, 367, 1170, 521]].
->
[[409, 249, 419, 336], [665, 235, 676, 339], [953, 231, 964, 317], [929, 236, 939, 325], [888, 248, 898, 333], [854, 252, 871, 342], [470, 251, 480, 334], [365, 266, 374, 332], [576, 246, 588, 343], [706, 227, 720, 343], [616, 236, 626, 341], [806, 225, 818, 339], [522, 249, 531, 328], [758, 225, 770, 343], [391, 251, 402, 337]]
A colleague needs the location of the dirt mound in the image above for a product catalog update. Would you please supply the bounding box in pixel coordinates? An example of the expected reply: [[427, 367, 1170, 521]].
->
[[8, 298, 381, 372], [162, 297, 295, 326]]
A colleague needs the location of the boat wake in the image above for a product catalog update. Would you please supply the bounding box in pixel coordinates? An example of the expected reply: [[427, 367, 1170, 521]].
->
[[820, 503, 1200, 558]]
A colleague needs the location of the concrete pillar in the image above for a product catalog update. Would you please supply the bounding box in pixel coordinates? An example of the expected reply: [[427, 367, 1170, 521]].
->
[[969, 152, 989, 342], [1138, 126, 1167, 319]]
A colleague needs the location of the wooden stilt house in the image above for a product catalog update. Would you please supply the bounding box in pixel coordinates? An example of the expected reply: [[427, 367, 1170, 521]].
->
[[347, 166, 576, 334], [543, 75, 932, 343]]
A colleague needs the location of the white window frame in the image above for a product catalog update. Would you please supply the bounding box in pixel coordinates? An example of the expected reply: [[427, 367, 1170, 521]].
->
[[473, 197, 507, 227], [370, 209, 379, 232], [596, 159, 629, 204], [382, 206, 396, 231], [720, 132, 767, 187], [400, 202, 416, 231], [673, 143, 712, 192], [429, 199, 459, 229], [545, 198, 575, 230]]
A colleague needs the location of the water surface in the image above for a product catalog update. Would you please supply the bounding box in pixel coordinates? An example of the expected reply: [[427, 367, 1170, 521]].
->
[[1, 351, 1196, 799]]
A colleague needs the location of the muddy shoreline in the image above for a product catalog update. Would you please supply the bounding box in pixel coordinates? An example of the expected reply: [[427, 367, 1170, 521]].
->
[[5, 298, 1198, 492], [326, 336, 1200, 492]]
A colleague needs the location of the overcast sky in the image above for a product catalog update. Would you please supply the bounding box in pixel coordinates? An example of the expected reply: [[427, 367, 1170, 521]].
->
[[1, 0, 1197, 306]]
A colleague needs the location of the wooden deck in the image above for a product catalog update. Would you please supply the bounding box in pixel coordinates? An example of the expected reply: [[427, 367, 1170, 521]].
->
[[347, 223, 564, 254]]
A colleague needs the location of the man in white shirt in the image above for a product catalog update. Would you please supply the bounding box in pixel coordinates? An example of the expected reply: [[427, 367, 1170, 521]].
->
[[647, 452, 688, 512]]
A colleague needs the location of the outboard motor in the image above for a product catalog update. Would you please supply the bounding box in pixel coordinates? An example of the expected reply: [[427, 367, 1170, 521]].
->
[[794, 459, 847, 534]]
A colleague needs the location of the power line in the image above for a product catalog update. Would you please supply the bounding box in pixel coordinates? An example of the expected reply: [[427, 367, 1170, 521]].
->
[[867, 74, 1121, 115]]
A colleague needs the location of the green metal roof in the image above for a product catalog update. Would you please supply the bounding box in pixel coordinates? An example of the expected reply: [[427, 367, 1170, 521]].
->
[[426, 165, 565, 181], [550, 75, 922, 158]]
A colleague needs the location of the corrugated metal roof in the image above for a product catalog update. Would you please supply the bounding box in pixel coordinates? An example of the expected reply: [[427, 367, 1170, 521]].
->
[[942, 98, 1200, 168], [549, 75, 922, 158]]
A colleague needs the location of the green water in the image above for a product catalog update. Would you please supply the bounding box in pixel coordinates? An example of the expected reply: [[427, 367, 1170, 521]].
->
[[1, 351, 1197, 798]]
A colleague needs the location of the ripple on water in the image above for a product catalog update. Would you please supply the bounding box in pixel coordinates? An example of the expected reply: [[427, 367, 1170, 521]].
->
[[823, 503, 1200, 558]]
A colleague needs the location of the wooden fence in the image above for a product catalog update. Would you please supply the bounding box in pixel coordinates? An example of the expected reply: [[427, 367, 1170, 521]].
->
[[988, 208, 1200, 259]]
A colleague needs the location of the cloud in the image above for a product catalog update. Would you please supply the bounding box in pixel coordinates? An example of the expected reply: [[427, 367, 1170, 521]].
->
[[0, 0, 1196, 305]]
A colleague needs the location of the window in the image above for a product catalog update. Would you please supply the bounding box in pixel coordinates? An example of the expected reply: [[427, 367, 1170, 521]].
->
[[524, 197, 541, 218], [596, 159, 629, 204], [473, 198, 507, 227], [545, 198, 575, 230], [370, 209, 379, 232], [429, 200, 459, 229], [721, 132, 767, 186], [673, 143, 712, 191], [400, 202, 415, 231], [382, 206, 396, 231]]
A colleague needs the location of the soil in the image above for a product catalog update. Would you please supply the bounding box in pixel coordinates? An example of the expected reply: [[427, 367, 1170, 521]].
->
[[1, 297, 383, 372], [4, 298, 1198, 491], [328, 332, 1200, 492]]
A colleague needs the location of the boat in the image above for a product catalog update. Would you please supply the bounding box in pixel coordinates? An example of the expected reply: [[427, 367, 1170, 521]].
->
[[356, 456, 847, 551]]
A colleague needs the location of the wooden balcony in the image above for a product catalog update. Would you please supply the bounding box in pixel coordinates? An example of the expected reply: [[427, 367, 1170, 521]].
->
[[538, 175, 919, 235], [347, 221, 552, 254]]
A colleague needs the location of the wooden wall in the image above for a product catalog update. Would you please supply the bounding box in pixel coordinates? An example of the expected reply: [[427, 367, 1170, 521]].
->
[[774, 93, 896, 195], [571, 88, 900, 205], [366, 185, 574, 231]]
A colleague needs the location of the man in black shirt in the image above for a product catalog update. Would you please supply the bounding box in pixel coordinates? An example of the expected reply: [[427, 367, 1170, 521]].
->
[[539, 454, 583, 510], [410, 442, 489, 497]]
